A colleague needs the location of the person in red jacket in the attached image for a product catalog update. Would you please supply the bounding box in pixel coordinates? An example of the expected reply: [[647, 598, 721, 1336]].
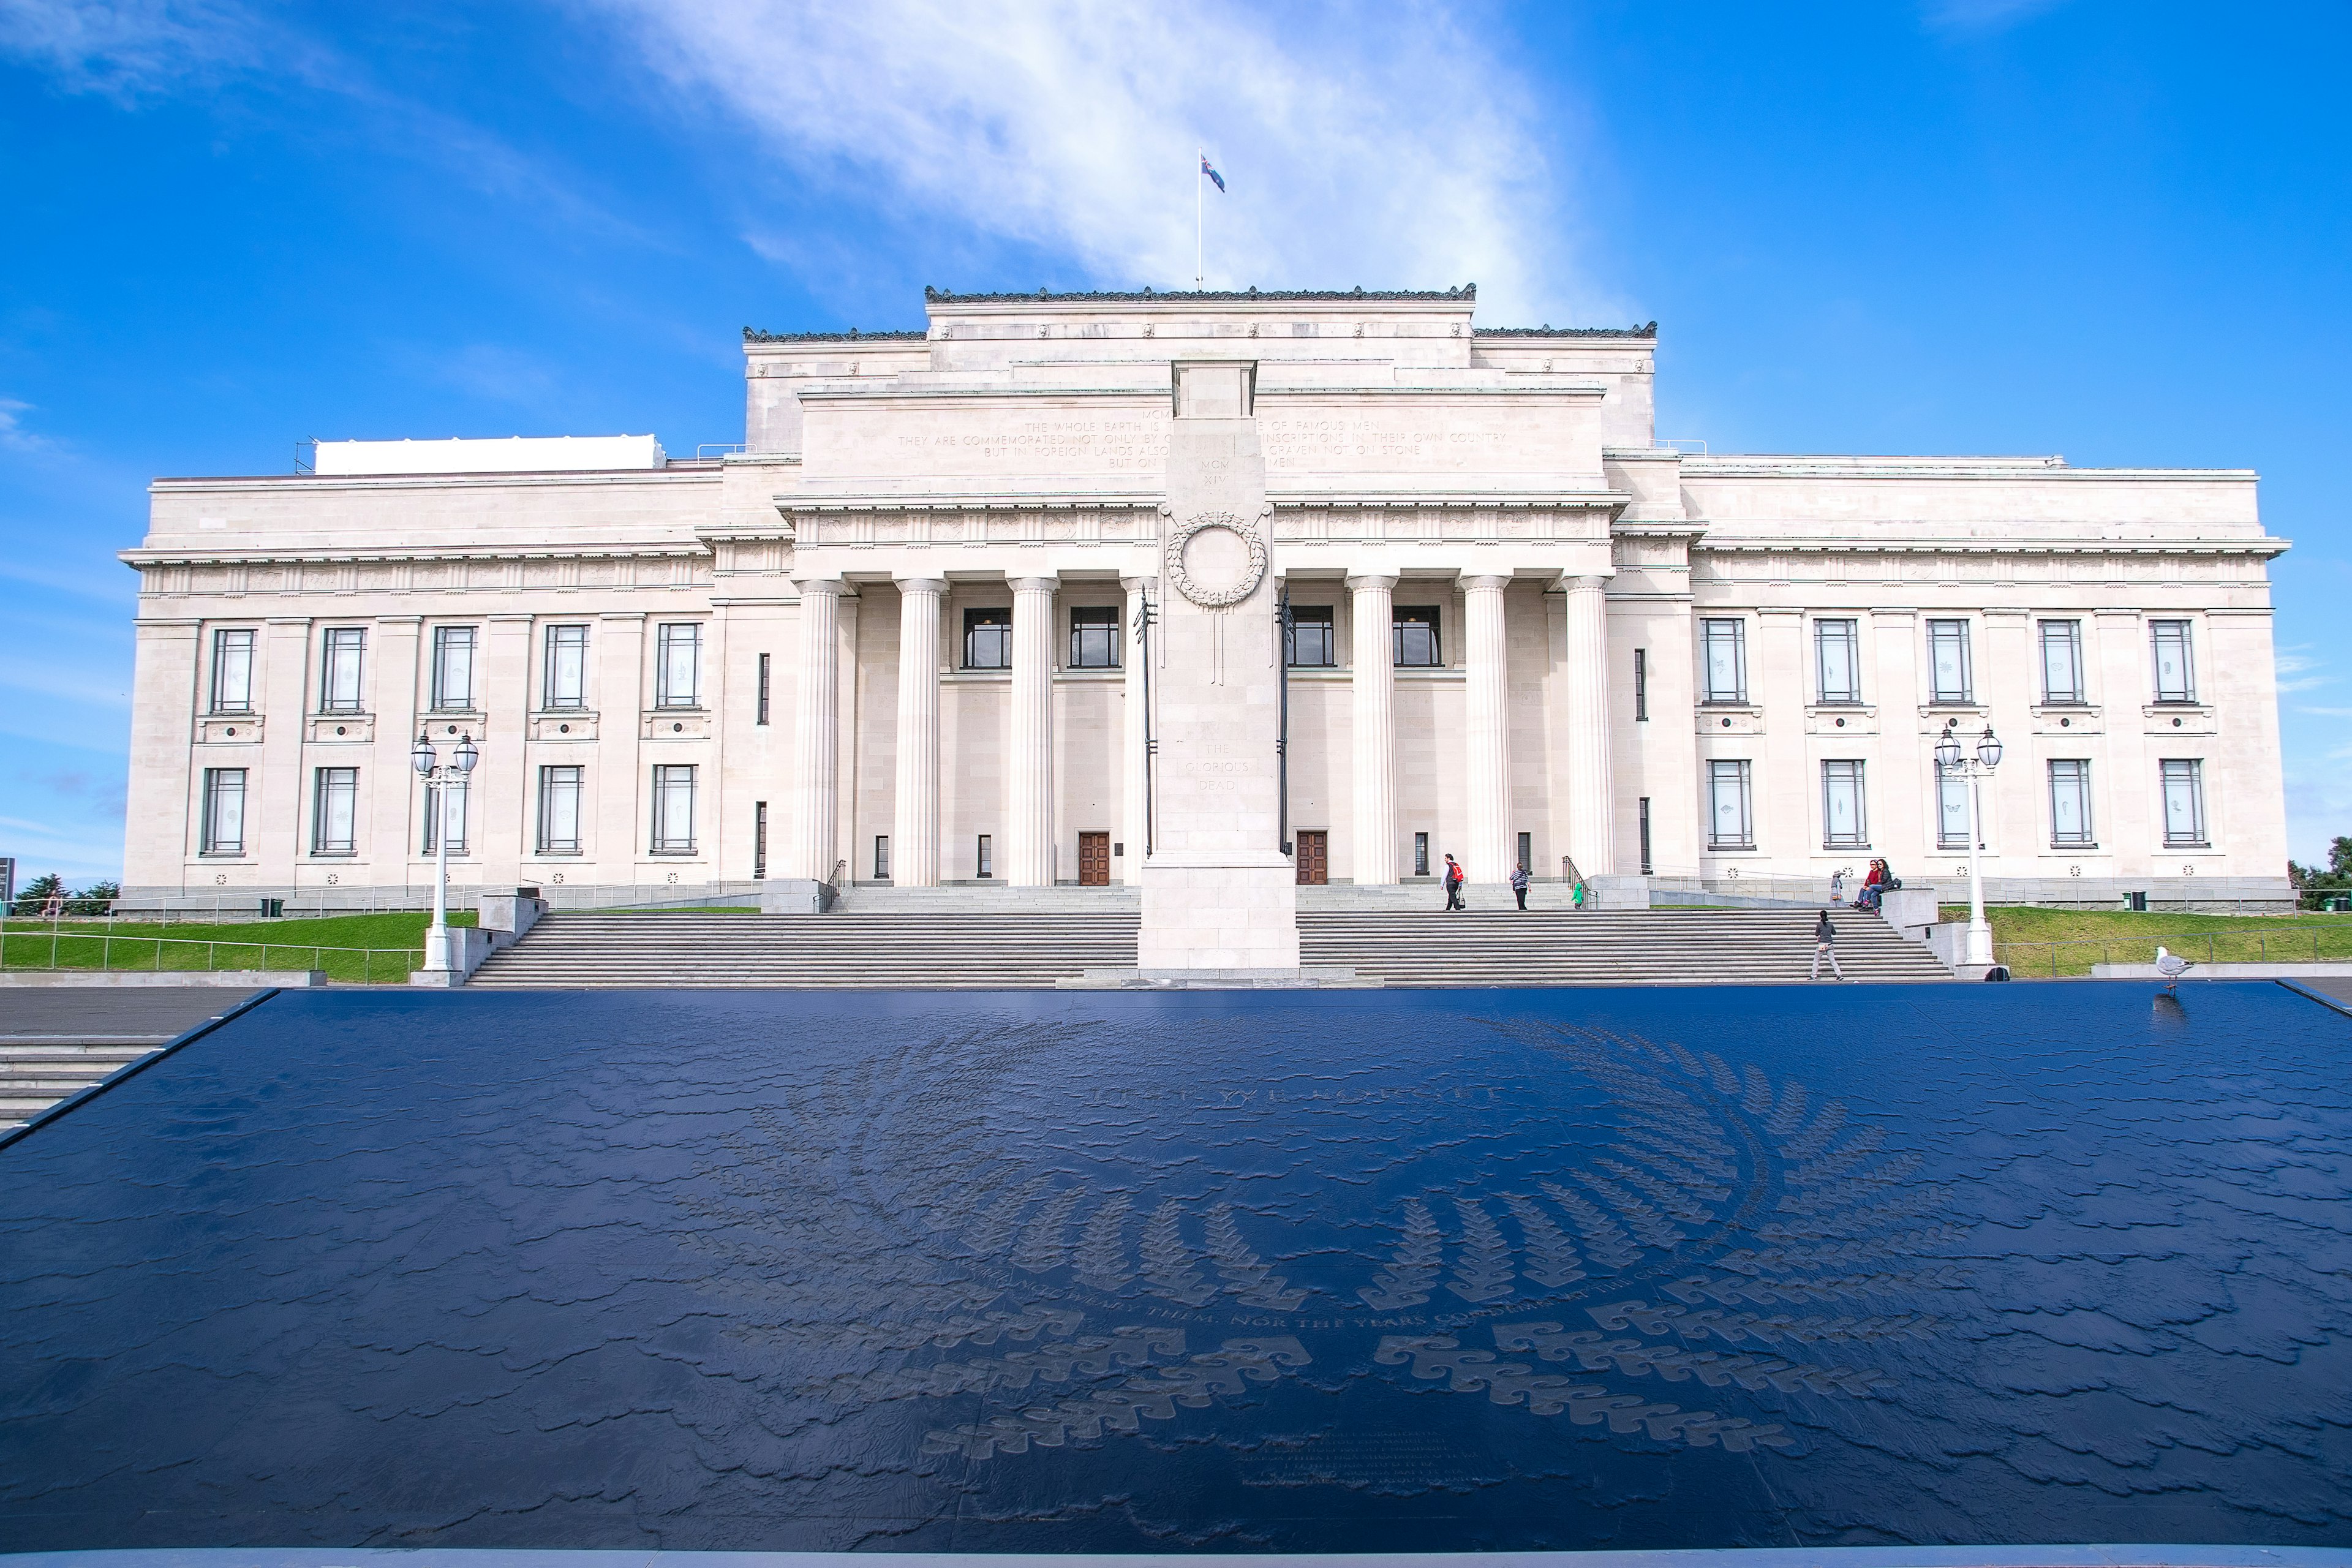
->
[[1442, 854, 1466, 911]]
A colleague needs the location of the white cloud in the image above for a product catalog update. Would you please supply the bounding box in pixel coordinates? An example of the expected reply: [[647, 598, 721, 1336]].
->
[[588, 0, 1605, 325], [0, 396, 51, 453], [1921, 0, 2068, 32], [0, 0, 263, 96], [2275, 646, 2334, 695]]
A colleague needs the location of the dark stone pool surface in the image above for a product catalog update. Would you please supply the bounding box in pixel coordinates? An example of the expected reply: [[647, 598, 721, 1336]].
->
[[2, 983, 2348, 1554]]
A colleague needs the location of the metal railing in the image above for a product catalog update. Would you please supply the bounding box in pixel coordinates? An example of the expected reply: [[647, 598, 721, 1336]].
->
[[1, 919, 423, 983], [1996, 925, 2352, 979]]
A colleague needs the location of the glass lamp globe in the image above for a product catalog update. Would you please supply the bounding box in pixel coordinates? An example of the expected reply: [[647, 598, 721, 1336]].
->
[[1977, 726, 2004, 769], [411, 733, 436, 775], [1934, 728, 1962, 771], [454, 733, 480, 774]]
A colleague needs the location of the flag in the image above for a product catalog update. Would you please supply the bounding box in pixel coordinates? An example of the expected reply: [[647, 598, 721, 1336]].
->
[[1200, 155, 1226, 193]]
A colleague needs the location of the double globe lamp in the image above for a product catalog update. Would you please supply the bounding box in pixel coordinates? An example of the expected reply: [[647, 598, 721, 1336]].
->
[[410, 728, 480, 974], [1935, 718, 2003, 975]]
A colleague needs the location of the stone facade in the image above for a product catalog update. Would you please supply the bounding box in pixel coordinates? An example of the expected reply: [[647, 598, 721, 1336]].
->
[[119, 287, 2291, 907]]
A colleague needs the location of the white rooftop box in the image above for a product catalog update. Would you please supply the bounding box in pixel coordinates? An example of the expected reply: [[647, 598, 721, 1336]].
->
[[314, 434, 666, 475]]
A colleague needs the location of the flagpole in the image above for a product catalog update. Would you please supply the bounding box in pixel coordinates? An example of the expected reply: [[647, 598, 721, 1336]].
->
[[1195, 149, 1204, 289]]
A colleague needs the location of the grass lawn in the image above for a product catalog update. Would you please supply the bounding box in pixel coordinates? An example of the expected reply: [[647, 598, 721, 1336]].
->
[[1955, 905, 2352, 977], [0, 910, 473, 984]]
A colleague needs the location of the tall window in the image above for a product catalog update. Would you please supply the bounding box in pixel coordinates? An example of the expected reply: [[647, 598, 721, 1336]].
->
[[1937, 769, 1973, 850], [756, 652, 771, 724], [1927, 620, 1973, 704], [2161, 760, 2208, 847], [1413, 832, 1430, 878], [874, 834, 892, 880], [964, 608, 1012, 669], [543, 625, 588, 710], [421, 779, 470, 855], [1638, 797, 1653, 875], [1634, 647, 1648, 721], [1822, 760, 1868, 849], [210, 628, 255, 714], [1517, 831, 1532, 874], [655, 624, 703, 709], [200, 767, 247, 855], [753, 800, 768, 879], [319, 627, 366, 712], [1707, 760, 1754, 850], [430, 626, 478, 711], [2039, 620, 2086, 704], [1700, 619, 1747, 703], [1393, 606, 1442, 668], [1286, 605, 1335, 668], [2048, 759, 2095, 848], [1069, 606, 1121, 669], [312, 767, 359, 856], [537, 766, 582, 854], [2151, 620, 2197, 703], [650, 764, 697, 853], [1815, 619, 1861, 704], [976, 833, 994, 878]]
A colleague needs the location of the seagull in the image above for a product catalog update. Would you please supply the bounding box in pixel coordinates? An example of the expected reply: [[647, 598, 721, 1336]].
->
[[2154, 945, 2193, 992]]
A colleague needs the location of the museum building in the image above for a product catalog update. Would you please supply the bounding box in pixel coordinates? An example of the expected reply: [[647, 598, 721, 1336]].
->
[[119, 287, 2293, 906]]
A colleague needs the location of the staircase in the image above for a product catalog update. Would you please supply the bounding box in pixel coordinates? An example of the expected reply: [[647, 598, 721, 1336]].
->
[[1, 1038, 168, 1133], [1299, 909, 1953, 986], [467, 911, 1144, 989]]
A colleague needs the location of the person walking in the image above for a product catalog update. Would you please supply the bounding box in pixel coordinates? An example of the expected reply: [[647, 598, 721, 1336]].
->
[[1510, 861, 1531, 911], [1443, 854, 1466, 911], [1811, 908, 1845, 981]]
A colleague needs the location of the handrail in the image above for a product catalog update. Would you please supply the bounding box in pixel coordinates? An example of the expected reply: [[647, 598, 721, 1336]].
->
[[0, 918, 423, 983]]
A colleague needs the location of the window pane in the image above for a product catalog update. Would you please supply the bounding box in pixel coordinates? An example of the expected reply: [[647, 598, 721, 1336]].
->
[[1708, 760, 1752, 849], [652, 764, 696, 852], [1286, 606, 1335, 668], [1634, 647, 1648, 721], [2162, 759, 2206, 846], [656, 625, 702, 707], [2040, 621, 2083, 704], [1393, 607, 1441, 668], [2049, 760, 2094, 847], [1929, 620, 1971, 703], [321, 628, 366, 712], [545, 625, 587, 709], [1937, 772, 1973, 848], [1069, 606, 1120, 669], [965, 609, 1011, 669], [2152, 620, 2196, 702], [1816, 620, 1858, 704], [211, 629, 254, 713], [431, 627, 476, 709], [1702, 620, 1746, 703], [203, 768, 247, 854], [1822, 760, 1867, 849], [422, 780, 469, 854], [538, 766, 582, 854], [314, 767, 358, 855]]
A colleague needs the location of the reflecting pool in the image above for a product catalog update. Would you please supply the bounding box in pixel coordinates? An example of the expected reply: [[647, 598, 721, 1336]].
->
[[2, 983, 2348, 1553]]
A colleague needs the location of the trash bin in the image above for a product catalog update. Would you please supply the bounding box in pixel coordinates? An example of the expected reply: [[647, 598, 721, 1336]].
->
[[259, 897, 285, 918], [2328, 895, 2351, 913], [2125, 891, 2149, 912]]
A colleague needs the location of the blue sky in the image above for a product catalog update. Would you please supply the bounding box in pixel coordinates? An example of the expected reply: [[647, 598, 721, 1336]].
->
[[1, 0, 2345, 883]]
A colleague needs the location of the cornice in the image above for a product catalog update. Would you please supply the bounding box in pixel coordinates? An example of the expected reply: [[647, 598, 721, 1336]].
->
[[1683, 458, 2260, 483], [119, 544, 711, 568], [744, 326, 926, 344], [1268, 492, 1630, 511], [1476, 322, 1657, 339], [925, 285, 1476, 304], [149, 468, 719, 494], [1692, 537, 2289, 558]]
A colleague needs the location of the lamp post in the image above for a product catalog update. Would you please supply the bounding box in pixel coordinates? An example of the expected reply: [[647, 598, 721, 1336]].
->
[[411, 728, 480, 973], [1935, 718, 2003, 971]]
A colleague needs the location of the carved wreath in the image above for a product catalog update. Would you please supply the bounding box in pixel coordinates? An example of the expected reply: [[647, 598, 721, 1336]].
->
[[1163, 510, 1268, 609]]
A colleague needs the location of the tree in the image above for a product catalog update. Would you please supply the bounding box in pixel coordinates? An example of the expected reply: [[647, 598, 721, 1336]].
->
[[10, 872, 65, 916], [2290, 836, 2352, 908], [66, 880, 121, 916]]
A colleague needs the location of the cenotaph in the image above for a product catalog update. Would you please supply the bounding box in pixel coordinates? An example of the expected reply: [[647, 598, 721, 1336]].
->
[[1134, 361, 1303, 974]]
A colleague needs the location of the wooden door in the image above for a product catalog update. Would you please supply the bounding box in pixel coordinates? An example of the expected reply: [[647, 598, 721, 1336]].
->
[[1295, 831, 1328, 886], [1078, 832, 1111, 886]]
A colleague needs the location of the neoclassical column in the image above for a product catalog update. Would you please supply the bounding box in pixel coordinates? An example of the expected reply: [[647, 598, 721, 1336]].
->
[[1007, 574, 1059, 886], [1120, 575, 1152, 883], [1345, 571, 1398, 885], [1562, 573, 1616, 877], [1463, 573, 1516, 883], [791, 577, 845, 882], [891, 577, 946, 887]]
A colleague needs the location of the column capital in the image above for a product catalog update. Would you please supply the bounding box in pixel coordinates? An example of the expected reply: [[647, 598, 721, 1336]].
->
[[1007, 574, 1060, 595], [793, 576, 850, 599], [1551, 571, 1613, 594], [892, 576, 948, 595], [1460, 571, 1515, 591], [1344, 571, 1399, 592], [1118, 574, 1159, 594]]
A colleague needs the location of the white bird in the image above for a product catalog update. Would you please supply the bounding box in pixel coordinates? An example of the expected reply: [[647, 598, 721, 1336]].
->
[[2154, 945, 2193, 991]]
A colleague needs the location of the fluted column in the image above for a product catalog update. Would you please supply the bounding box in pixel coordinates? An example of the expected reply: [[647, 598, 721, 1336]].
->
[[1562, 573, 1616, 876], [1463, 573, 1515, 884], [892, 577, 945, 886], [1346, 571, 1398, 885], [1008, 574, 1058, 886], [791, 577, 844, 882], [1120, 575, 1152, 882]]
